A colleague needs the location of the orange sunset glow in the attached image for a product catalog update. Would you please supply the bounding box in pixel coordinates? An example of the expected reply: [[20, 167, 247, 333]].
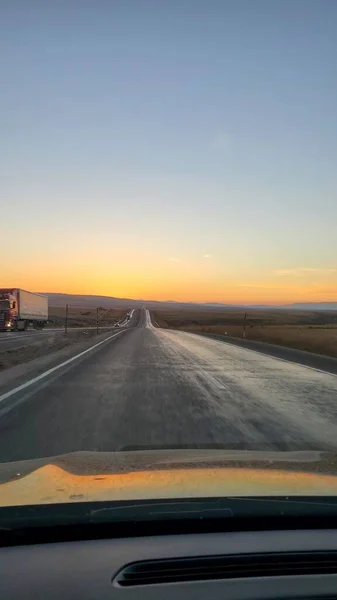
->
[[2, 0, 337, 310], [2, 1, 337, 541], [2, 255, 337, 305], [2, 464, 337, 506]]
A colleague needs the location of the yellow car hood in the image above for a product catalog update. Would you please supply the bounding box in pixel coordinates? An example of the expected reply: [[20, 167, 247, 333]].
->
[[1, 449, 337, 506]]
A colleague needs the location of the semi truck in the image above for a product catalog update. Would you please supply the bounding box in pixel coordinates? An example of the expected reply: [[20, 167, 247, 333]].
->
[[0, 289, 48, 332]]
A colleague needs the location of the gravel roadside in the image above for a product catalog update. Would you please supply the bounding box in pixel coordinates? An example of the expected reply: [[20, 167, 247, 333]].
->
[[0, 329, 129, 395]]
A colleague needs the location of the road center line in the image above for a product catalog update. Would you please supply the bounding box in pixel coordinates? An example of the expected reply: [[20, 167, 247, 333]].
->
[[198, 369, 225, 390], [0, 330, 127, 404]]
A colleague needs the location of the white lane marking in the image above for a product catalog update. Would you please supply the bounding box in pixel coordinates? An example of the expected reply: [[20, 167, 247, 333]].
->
[[144, 310, 159, 329], [198, 369, 225, 390], [145, 309, 155, 329], [0, 330, 126, 404]]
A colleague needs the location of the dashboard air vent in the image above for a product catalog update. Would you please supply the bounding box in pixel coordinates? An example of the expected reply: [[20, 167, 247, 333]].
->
[[114, 552, 337, 586]]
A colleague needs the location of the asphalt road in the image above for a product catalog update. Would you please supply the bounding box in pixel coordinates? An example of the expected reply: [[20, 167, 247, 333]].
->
[[0, 308, 337, 463]]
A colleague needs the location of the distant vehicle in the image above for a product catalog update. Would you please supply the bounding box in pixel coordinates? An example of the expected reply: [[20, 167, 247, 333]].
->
[[0, 288, 48, 332]]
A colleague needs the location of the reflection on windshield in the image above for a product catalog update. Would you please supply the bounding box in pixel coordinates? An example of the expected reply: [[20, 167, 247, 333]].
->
[[3, 460, 337, 506], [1, 1, 337, 510]]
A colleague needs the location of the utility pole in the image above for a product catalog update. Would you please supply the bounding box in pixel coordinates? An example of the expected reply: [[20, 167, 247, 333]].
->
[[242, 312, 247, 339], [65, 304, 68, 334], [96, 307, 99, 335]]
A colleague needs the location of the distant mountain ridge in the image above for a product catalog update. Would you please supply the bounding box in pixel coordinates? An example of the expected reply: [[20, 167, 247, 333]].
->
[[278, 302, 337, 311], [41, 293, 208, 310], [40, 293, 337, 311]]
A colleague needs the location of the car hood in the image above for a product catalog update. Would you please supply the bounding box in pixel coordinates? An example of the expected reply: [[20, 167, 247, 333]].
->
[[1, 449, 337, 506]]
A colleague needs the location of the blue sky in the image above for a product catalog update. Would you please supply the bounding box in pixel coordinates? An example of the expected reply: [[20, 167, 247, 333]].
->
[[1, 0, 337, 302]]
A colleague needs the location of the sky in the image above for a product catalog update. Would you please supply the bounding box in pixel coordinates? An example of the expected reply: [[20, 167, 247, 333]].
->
[[1, 0, 337, 304]]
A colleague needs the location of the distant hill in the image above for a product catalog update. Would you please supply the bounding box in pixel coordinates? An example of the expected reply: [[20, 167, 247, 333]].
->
[[42, 293, 137, 309], [41, 293, 337, 311], [239, 302, 337, 311], [277, 302, 337, 311], [41, 293, 230, 310]]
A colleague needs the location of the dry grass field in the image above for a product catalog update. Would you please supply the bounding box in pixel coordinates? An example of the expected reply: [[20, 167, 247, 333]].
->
[[47, 306, 127, 328], [0, 329, 101, 371], [0, 307, 130, 372], [152, 308, 337, 358]]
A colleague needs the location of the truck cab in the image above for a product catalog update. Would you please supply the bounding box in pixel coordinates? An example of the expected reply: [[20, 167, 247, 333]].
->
[[0, 291, 18, 332]]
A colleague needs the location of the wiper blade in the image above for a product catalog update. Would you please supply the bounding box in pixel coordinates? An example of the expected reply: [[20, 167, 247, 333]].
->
[[89, 499, 233, 522], [3, 497, 337, 547], [88, 496, 337, 523], [230, 496, 337, 507], [2, 496, 337, 532]]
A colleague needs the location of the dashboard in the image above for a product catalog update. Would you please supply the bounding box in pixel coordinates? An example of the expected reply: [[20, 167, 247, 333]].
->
[[2, 529, 337, 599]]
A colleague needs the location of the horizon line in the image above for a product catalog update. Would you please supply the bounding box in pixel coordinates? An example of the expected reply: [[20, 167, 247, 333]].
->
[[37, 291, 337, 307]]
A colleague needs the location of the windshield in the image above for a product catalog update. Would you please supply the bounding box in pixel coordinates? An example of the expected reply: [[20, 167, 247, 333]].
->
[[1, 1, 337, 515]]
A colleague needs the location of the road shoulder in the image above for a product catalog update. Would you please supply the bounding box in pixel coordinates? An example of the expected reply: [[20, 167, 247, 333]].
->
[[0, 329, 130, 400], [175, 330, 337, 376]]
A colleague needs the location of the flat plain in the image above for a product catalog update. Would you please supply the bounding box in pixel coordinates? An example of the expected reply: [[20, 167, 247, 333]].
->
[[152, 307, 337, 358]]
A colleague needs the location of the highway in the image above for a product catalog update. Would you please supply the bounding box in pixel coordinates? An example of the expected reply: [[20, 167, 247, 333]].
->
[[0, 310, 135, 351], [0, 308, 337, 463], [0, 325, 124, 352]]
